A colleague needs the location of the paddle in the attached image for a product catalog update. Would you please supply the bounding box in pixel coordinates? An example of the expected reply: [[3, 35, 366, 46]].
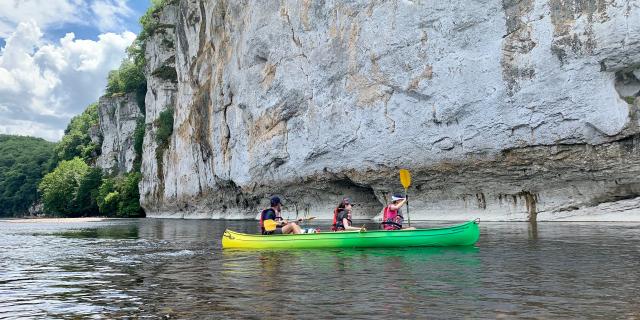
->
[[263, 216, 316, 232], [399, 169, 411, 227]]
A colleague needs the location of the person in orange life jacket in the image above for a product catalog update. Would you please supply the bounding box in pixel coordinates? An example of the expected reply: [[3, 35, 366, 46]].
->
[[332, 197, 364, 231], [260, 196, 302, 235], [381, 194, 415, 230]]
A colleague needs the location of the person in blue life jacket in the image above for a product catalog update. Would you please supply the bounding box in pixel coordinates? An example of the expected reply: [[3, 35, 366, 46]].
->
[[260, 196, 303, 235], [331, 197, 365, 231]]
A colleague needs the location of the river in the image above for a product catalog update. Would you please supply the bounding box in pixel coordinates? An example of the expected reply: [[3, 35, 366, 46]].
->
[[0, 218, 638, 319]]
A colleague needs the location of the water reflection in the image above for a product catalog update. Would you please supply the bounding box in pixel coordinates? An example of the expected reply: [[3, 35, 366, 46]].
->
[[528, 220, 538, 240], [53, 225, 140, 239], [216, 246, 482, 318]]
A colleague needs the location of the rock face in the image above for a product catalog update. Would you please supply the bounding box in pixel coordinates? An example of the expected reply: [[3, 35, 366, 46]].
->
[[96, 94, 143, 175], [139, 0, 640, 221]]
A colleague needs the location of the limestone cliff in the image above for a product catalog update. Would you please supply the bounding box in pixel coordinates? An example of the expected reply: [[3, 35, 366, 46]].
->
[[139, 0, 640, 221], [95, 94, 143, 175]]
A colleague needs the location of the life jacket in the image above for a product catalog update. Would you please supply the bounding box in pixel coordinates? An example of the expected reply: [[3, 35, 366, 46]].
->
[[331, 208, 352, 231], [260, 208, 283, 234], [330, 208, 338, 231], [381, 206, 403, 230]]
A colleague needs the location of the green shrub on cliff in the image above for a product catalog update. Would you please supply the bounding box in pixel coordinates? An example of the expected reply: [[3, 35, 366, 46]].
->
[[133, 117, 146, 172], [106, 59, 146, 98], [156, 107, 174, 146], [54, 103, 100, 164], [0, 135, 55, 217], [139, 0, 179, 41]]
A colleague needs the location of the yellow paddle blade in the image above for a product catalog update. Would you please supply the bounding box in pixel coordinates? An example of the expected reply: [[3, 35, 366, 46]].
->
[[263, 219, 278, 231], [399, 169, 411, 190]]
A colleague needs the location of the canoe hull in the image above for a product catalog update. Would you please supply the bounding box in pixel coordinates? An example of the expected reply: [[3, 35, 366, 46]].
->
[[222, 219, 480, 249]]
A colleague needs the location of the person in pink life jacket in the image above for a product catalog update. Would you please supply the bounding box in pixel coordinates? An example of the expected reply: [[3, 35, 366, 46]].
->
[[381, 194, 415, 230]]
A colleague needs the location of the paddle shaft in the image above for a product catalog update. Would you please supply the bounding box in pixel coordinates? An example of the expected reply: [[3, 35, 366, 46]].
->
[[405, 188, 410, 227]]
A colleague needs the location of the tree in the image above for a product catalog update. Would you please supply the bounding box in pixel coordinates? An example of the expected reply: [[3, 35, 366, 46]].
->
[[96, 173, 144, 218], [0, 135, 55, 216], [117, 172, 143, 217], [75, 167, 103, 215], [39, 158, 90, 216], [97, 177, 117, 216]]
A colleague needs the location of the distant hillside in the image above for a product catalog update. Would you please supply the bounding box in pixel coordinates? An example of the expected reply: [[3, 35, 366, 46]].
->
[[0, 135, 55, 217]]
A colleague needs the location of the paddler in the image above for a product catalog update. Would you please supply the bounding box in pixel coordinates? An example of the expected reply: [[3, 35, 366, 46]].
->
[[260, 196, 303, 235], [331, 197, 365, 231], [381, 194, 415, 230]]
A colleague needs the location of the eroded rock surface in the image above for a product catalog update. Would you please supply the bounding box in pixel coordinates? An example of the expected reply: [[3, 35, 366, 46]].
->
[[96, 94, 143, 175], [139, 1, 640, 221]]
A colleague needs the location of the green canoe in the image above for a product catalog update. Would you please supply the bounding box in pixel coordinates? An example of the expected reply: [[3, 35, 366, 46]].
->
[[222, 219, 480, 249]]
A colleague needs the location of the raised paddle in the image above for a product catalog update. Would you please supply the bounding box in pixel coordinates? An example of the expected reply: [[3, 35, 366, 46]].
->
[[399, 169, 411, 227]]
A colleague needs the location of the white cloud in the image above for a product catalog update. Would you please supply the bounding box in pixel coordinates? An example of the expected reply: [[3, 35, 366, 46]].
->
[[0, 0, 135, 38], [0, 21, 136, 141], [91, 0, 134, 32], [0, 0, 85, 38]]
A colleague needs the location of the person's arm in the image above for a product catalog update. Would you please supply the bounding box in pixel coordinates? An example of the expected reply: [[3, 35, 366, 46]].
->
[[342, 218, 361, 230], [388, 199, 407, 211]]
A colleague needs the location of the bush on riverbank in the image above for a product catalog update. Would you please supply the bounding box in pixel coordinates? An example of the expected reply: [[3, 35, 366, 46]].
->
[[38, 158, 116, 217], [97, 173, 144, 218]]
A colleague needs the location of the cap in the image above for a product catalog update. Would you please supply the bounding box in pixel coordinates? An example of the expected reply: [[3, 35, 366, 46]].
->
[[270, 196, 282, 206], [391, 194, 406, 201]]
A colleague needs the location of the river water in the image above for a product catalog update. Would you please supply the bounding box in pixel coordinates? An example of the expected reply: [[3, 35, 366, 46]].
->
[[0, 218, 638, 319]]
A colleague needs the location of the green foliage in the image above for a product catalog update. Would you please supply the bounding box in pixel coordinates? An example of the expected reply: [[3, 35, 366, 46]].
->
[[97, 173, 144, 218], [39, 158, 143, 218], [155, 107, 174, 174], [151, 65, 177, 82], [0, 135, 55, 216], [54, 103, 100, 164], [138, 0, 178, 41], [624, 96, 636, 105], [133, 117, 145, 172], [97, 178, 118, 215], [156, 107, 174, 146], [75, 167, 103, 215], [39, 158, 90, 216], [106, 59, 146, 97], [117, 172, 143, 217]]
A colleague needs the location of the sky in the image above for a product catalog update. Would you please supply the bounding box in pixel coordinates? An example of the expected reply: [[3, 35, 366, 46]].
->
[[0, 0, 152, 141]]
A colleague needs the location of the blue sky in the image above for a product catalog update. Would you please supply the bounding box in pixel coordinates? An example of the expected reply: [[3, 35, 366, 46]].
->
[[0, 0, 152, 141]]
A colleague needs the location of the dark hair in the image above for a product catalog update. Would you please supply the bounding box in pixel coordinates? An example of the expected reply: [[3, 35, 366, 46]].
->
[[270, 196, 282, 207], [336, 197, 351, 210]]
